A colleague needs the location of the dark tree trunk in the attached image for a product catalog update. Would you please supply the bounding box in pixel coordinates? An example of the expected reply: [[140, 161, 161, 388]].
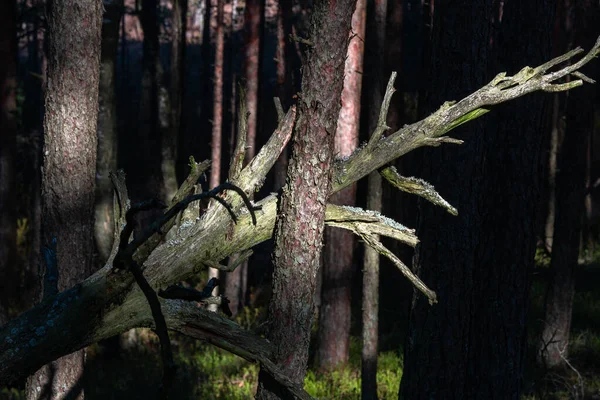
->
[[168, 0, 187, 201], [138, 0, 165, 206], [26, 0, 102, 398], [361, 1, 387, 397], [272, 0, 301, 190], [95, 0, 122, 265], [0, 0, 18, 326], [255, 0, 357, 397], [399, 0, 553, 399], [539, 0, 599, 368], [316, 0, 365, 371]]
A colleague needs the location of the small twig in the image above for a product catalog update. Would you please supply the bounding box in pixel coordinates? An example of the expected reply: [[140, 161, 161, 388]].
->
[[42, 238, 58, 300], [274, 97, 285, 123], [356, 226, 437, 304], [325, 204, 418, 247], [422, 137, 464, 147], [289, 33, 313, 47], [230, 87, 249, 181], [379, 167, 458, 216], [366, 72, 396, 149]]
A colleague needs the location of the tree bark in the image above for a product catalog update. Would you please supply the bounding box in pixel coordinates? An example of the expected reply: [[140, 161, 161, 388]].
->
[[168, 0, 188, 201], [255, 0, 357, 397], [316, 0, 365, 371], [0, 25, 596, 390], [95, 0, 122, 265], [25, 0, 102, 398], [0, 0, 17, 326], [208, 0, 226, 306], [361, 1, 387, 397], [539, 0, 599, 368], [399, 0, 553, 398]]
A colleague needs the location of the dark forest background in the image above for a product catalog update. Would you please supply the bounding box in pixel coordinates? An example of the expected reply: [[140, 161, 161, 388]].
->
[[1, 0, 600, 399]]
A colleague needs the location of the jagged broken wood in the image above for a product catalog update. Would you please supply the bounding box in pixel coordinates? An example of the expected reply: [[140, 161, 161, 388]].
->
[[1, 37, 599, 399], [379, 166, 458, 216]]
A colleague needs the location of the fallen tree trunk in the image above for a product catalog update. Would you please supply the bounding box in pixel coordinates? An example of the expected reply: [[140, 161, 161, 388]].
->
[[1, 37, 599, 393]]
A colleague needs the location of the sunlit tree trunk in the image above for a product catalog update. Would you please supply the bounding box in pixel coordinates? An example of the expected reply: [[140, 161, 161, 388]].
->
[[0, 0, 17, 326], [399, 0, 553, 398], [208, 0, 225, 303], [316, 0, 365, 371], [25, 0, 102, 398], [255, 0, 357, 397]]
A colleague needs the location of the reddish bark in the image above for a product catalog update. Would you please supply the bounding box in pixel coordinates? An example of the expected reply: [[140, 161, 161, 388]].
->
[[255, 0, 357, 398], [316, 0, 366, 370], [208, 0, 225, 301]]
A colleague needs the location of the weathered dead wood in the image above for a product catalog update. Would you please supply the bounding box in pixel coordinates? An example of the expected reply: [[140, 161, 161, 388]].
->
[[1, 38, 599, 398]]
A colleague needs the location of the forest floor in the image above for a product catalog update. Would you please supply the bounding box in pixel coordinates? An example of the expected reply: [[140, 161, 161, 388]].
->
[[2, 253, 600, 399]]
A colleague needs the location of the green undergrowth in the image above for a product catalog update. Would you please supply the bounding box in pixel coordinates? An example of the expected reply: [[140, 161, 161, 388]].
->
[[80, 317, 402, 399]]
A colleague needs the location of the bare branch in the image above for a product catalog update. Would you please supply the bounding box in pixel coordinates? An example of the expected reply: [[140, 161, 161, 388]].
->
[[274, 97, 285, 122], [230, 87, 249, 181], [366, 72, 396, 149], [380, 167, 458, 216], [332, 36, 600, 194], [325, 204, 418, 247], [355, 226, 437, 305]]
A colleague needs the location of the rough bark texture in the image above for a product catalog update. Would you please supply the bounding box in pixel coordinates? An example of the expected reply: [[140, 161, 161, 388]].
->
[[361, 1, 386, 397], [0, 0, 17, 326], [316, 0, 365, 370], [208, 0, 225, 306], [399, 0, 553, 399], [95, 0, 122, 265], [26, 0, 102, 398], [539, 0, 599, 367], [255, 0, 357, 397]]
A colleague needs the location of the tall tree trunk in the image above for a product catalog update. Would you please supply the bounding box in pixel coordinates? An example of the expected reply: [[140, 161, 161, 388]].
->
[[543, 95, 561, 252], [95, 0, 123, 265], [159, 0, 181, 204], [399, 0, 553, 398], [316, 0, 365, 371], [208, 0, 225, 304], [361, 1, 387, 397], [0, 0, 18, 327], [272, 0, 301, 190], [25, 0, 102, 398], [255, 0, 356, 397], [224, 0, 263, 315], [168, 0, 188, 201], [539, 0, 599, 368]]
